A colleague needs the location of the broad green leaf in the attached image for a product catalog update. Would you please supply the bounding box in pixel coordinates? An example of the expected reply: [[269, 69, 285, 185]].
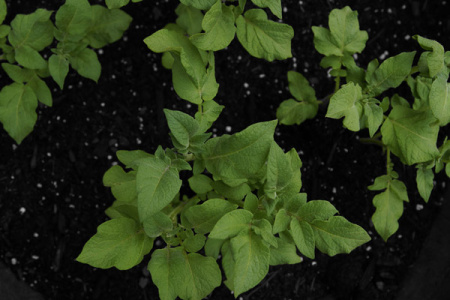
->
[[366, 52, 416, 96], [136, 156, 182, 221], [236, 9, 294, 62], [269, 236, 302, 266], [312, 6, 368, 57], [414, 35, 445, 77], [148, 247, 222, 300], [105, 204, 139, 221], [188, 174, 213, 194], [252, 219, 277, 248], [179, 0, 217, 10], [244, 192, 258, 213], [175, 4, 203, 35], [195, 100, 224, 132], [77, 218, 153, 270], [2, 63, 35, 83], [273, 208, 291, 234], [370, 179, 409, 241], [69, 48, 101, 82], [203, 120, 277, 181], [311, 216, 371, 255], [297, 200, 338, 223], [0, 24, 10, 38], [86, 5, 132, 48], [204, 238, 224, 259], [164, 109, 199, 150], [105, 0, 129, 9], [14, 46, 47, 70], [103, 165, 137, 203], [183, 234, 206, 253], [429, 76, 450, 126], [116, 149, 153, 169], [213, 180, 250, 201], [287, 71, 316, 103], [381, 105, 439, 165], [0, 0, 6, 24], [230, 232, 270, 296], [49, 54, 70, 90], [8, 9, 54, 51], [55, 0, 92, 40], [28, 76, 52, 106], [0, 83, 37, 144], [363, 99, 384, 137], [221, 241, 236, 291], [185, 198, 237, 234], [326, 82, 364, 131], [143, 211, 173, 238], [284, 193, 307, 213], [190, 0, 236, 51], [251, 0, 282, 19], [209, 209, 253, 239], [290, 218, 315, 259], [416, 165, 434, 203]]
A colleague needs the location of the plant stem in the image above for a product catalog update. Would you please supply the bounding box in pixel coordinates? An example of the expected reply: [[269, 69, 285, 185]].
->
[[334, 76, 341, 93], [386, 147, 392, 177], [359, 137, 385, 147], [169, 200, 188, 221]]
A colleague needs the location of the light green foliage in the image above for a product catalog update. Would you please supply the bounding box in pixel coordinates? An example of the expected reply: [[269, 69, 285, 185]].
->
[[429, 76, 450, 126], [69, 48, 101, 82], [416, 164, 434, 202], [143, 212, 173, 238], [148, 247, 222, 300], [180, 0, 217, 10], [76, 218, 153, 270], [277, 71, 319, 125], [175, 4, 204, 35], [185, 199, 237, 234], [326, 82, 364, 131], [190, 0, 236, 51], [369, 174, 409, 241], [209, 209, 253, 239], [414, 35, 445, 77], [103, 165, 137, 203], [381, 106, 439, 165], [236, 9, 294, 62], [251, 0, 282, 19]]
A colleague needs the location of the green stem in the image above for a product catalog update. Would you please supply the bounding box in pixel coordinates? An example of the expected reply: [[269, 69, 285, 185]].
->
[[386, 147, 392, 177], [334, 76, 341, 93], [359, 137, 385, 147], [169, 200, 188, 222]]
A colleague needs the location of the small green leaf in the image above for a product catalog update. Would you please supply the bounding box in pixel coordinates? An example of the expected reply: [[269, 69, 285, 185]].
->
[[143, 212, 173, 238], [77, 218, 153, 270], [55, 0, 92, 39], [2, 63, 34, 83], [244, 192, 259, 213], [14, 46, 47, 70], [297, 200, 338, 223], [371, 179, 409, 241], [0, 0, 6, 24], [105, 0, 130, 9], [363, 99, 384, 137], [429, 76, 450, 126], [269, 236, 302, 266], [103, 165, 137, 203], [179, 0, 217, 10], [175, 4, 203, 35], [209, 209, 253, 239], [251, 0, 282, 19], [184, 199, 237, 234], [213, 180, 251, 201], [188, 174, 213, 194], [190, 0, 236, 51], [273, 209, 291, 234], [194, 100, 224, 132], [49, 54, 70, 90], [414, 35, 445, 77], [116, 150, 153, 169], [69, 48, 101, 82], [148, 247, 222, 300], [105, 204, 139, 221], [164, 109, 199, 150], [381, 105, 439, 165], [28, 76, 52, 106], [416, 165, 434, 203], [0, 83, 38, 144], [326, 82, 364, 131], [230, 232, 270, 296], [136, 156, 182, 221], [311, 216, 371, 255], [183, 233, 206, 253], [290, 218, 315, 259], [253, 219, 277, 248], [366, 52, 416, 96], [236, 9, 294, 62]]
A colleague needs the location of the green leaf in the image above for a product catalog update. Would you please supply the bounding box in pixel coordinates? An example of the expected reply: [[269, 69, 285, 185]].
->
[[184, 198, 237, 234], [148, 247, 221, 300], [209, 209, 253, 239], [190, 0, 236, 51], [86, 5, 132, 48], [179, 0, 217, 10], [143, 212, 173, 238], [297, 200, 338, 223], [251, 0, 282, 19], [116, 149, 153, 169], [136, 156, 182, 221], [28, 76, 52, 106], [175, 4, 203, 35], [414, 35, 445, 77], [69, 48, 101, 82], [55, 0, 92, 40], [244, 192, 258, 213], [429, 76, 450, 126], [188, 174, 213, 194], [103, 165, 137, 203], [381, 105, 439, 165], [269, 236, 302, 266], [2, 63, 34, 83], [0, 0, 6, 24], [370, 178, 409, 241], [49, 54, 70, 90], [105, 0, 130, 9], [0, 24, 10, 38], [312, 6, 368, 57], [0, 83, 37, 144], [204, 238, 224, 259], [311, 216, 371, 255], [230, 232, 270, 296], [326, 82, 364, 131], [213, 180, 251, 201], [164, 109, 199, 150], [252, 219, 277, 248], [290, 218, 315, 259], [416, 165, 434, 203], [203, 120, 277, 181], [194, 100, 224, 132], [236, 9, 294, 62], [8, 9, 54, 51], [363, 99, 384, 137], [14, 46, 47, 70], [77, 218, 153, 270], [183, 234, 206, 253], [105, 204, 139, 221], [273, 209, 291, 234], [366, 52, 416, 96]]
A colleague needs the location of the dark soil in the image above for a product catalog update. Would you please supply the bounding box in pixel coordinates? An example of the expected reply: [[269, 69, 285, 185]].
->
[[1, 0, 450, 299]]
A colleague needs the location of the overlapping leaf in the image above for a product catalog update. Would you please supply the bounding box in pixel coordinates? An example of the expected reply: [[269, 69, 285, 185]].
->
[[429, 76, 450, 126], [326, 82, 364, 131]]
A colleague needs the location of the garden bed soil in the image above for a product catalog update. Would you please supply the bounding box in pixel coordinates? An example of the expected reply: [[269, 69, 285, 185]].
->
[[1, 0, 450, 299]]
